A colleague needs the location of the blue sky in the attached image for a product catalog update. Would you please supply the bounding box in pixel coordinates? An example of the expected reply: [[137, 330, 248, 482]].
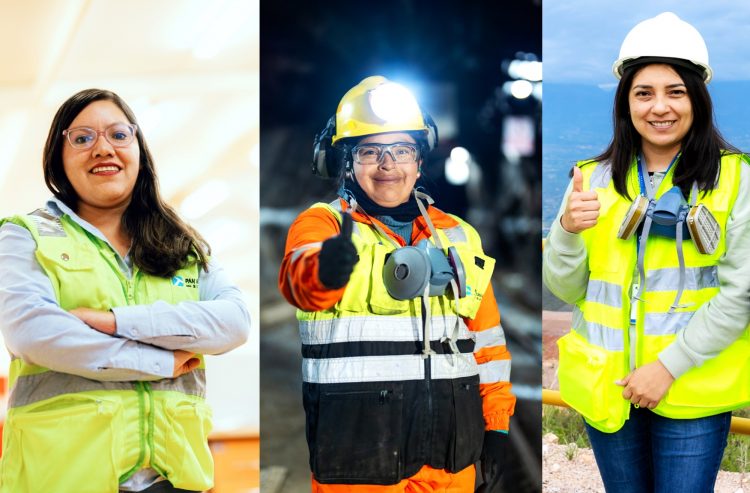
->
[[544, 1, 750, 84]]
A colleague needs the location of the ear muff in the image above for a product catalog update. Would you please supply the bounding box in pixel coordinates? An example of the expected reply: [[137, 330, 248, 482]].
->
[[312, 116, 338, 178], [422, 111, 439, 152]]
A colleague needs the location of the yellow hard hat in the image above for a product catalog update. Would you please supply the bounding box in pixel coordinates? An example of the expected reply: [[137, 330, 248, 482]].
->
[[331, 76, 432, 145]]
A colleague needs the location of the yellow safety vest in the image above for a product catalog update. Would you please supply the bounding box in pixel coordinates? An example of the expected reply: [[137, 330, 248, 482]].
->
[[296, 202, 495, 484], [557, 154, 750, 433], [0, 209, 213, 493]]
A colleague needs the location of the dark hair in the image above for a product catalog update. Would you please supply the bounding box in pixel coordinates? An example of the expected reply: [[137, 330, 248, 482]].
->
[[43, 88, 209, 277], [592, 63, 738, 200]]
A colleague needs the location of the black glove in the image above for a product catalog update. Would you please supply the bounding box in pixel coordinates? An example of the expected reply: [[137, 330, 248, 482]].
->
[[476, 431, 508, 493], [317, 213, 358, 289]]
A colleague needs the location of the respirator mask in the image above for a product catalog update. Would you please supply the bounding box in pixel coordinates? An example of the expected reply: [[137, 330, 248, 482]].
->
[[383, 239, 466, 300], [617, 186, 719, 254]]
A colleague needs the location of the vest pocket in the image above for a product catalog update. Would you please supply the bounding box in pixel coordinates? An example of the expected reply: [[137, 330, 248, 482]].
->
[[557, 331, 628, 431], [369, 243, 411, 315], [447, 377, 485, 471], [5, 394, 121, 493], [159, 399, 214, 490], [312, 385, 404, 484], [450, 243, 495, 319], [663, 335, 750, 410]]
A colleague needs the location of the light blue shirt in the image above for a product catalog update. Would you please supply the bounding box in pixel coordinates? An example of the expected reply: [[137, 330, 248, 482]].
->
[[0, 198, 250, 379]]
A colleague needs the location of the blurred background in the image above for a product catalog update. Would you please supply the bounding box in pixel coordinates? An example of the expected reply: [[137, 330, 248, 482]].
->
[[259, 0, 542, 491], [0, 1, 258, 491]]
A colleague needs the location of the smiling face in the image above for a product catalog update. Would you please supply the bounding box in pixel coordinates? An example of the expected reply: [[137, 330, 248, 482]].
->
[[629, 64, 694, 158], [61, 100, 140, 216], [353, 132, 421, 207]]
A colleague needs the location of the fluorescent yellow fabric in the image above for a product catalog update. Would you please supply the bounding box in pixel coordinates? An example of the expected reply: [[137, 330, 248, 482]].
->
[[0, 212, 212, 493], [557, 154, 749, 433], [297, 203, 494, 324]]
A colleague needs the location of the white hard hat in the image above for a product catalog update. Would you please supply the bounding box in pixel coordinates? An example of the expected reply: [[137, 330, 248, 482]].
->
[[612, 12, 712, 83]]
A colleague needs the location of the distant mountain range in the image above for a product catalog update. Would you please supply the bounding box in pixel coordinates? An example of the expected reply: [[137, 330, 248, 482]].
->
[[542, 81, 750, 233]]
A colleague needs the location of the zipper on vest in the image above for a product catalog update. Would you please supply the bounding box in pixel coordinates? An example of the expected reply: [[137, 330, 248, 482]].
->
[[143, 382, 154, 467], [133, 382, 148, 474], [421, 301, 434, 461], [629, 284, 640, 371]]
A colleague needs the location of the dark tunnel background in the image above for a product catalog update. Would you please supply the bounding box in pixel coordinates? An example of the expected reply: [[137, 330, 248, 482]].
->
[[259, 1, 542, 491]]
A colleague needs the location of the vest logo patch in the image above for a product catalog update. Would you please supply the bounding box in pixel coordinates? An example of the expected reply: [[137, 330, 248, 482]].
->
[[171, 275, 198, 288]]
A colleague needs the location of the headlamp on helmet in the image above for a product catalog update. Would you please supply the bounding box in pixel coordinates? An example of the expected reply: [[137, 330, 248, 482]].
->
[[312, 76, 438, 179]]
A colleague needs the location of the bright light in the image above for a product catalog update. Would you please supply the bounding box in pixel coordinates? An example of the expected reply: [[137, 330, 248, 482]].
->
[[450, 146, 470, 163], [532, 82, 542, 101], [445, 146, 472, 186], [508, 60, 543, 82], [180, 180, 230, 220], [369, 82, 421, 122], [504, 80, 533, 100]]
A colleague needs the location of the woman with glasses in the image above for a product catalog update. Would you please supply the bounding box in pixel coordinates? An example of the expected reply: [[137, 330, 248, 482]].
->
[[279, 76, 515, 492], [0, 89, 250, 493], [543, 12, 750, 492]]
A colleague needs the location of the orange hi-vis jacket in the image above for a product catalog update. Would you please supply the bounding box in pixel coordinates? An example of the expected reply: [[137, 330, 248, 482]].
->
[[279, 198, 515, 485]]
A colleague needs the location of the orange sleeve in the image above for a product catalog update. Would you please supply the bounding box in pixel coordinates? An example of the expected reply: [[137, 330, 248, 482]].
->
[[278, 206, 347, 312], [467, 281, 516, 431]]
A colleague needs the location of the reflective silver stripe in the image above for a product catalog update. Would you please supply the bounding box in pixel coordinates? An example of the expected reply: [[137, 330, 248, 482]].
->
[[302, 354, 479, 383], [29, 208, 66, 237], [288, 242, 324, 305], [646, 266, 718, 292], [9, 370, 206, 409], [644, 311, 694, 336], [477, 359, 511, 384], [151, 369, 206, 398], [432, 353, 480, 380], [585, 280, 623, 307], [443, 224, 467, 244], [572, 308, 624, 350], [589, 163, 612, 189], [474, 325, 506, 350], [326, 200, 361, 236], [300, 315, 471, 345], [290, 242, 322, 264], [303, 355, 424, 383]]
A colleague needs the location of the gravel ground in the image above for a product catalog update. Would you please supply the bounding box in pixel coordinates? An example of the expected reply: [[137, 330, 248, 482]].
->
[[542, 433, 750, 493]]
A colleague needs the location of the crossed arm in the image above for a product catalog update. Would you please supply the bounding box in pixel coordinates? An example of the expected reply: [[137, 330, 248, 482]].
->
[[0, 223, 250, 382]]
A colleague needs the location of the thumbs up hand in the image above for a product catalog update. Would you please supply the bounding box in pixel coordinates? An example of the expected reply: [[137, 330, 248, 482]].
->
[[560, 167, 600, 234], [318, 212, 359, 289]]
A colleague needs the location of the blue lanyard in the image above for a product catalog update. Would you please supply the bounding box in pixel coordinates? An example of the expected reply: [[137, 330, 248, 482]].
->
[[637, 152, 680, 199], [634, 152, 680, 255]]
